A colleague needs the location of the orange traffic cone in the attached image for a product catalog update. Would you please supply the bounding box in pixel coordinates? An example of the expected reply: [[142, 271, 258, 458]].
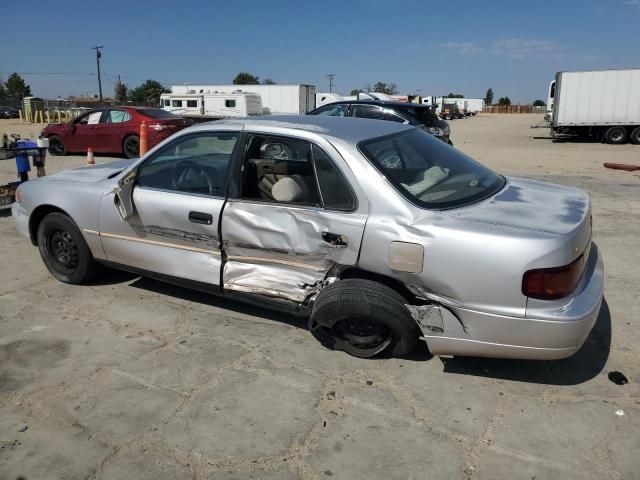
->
[[86, 147, 95, 166], [139, 121, 148, 156]]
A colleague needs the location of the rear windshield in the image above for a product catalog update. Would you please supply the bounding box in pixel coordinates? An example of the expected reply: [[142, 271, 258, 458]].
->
[[401, 106, 438, 126], [138, 108, 178, 119], [359, 129, 504, 209]]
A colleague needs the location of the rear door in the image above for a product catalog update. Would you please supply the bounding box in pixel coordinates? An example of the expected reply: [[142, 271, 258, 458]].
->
[[221, 133, 368, 302], [98, 130, 242, 287], [100, 109, 133, 153]]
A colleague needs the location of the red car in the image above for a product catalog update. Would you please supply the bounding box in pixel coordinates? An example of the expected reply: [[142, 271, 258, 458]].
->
[[41, 107, 193, 159]]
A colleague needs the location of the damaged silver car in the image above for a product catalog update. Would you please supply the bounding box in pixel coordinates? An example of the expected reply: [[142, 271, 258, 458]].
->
[[13, 116, 604, 360]]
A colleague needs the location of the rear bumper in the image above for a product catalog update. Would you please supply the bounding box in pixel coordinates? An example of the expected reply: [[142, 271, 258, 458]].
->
[[426, 243, 604, 360]]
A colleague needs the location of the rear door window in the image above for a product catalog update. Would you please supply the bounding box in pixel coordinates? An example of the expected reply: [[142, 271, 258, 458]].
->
[[352, 105, 384, 120], [106, 110, 131, 123]]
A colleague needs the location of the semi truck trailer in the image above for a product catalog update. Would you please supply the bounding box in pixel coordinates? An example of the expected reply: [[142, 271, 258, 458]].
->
[[549, 69, 640, 144]]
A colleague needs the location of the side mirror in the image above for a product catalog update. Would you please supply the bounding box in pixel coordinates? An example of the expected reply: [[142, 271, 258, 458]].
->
[[113, 168, 136, 221]]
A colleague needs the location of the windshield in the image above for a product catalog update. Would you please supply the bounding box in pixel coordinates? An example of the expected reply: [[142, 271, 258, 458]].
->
[[138, 108, 178, 119], [359, 129, 505, 209]]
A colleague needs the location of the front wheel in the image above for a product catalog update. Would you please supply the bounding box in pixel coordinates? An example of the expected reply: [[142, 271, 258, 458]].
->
[[123, 135, 140, 159], [630, 127, 640, 145], [308, 279, 420, 358], [48, 136, 66, 156], [37, 212, 100, 284], [605, 126, 628, 145]]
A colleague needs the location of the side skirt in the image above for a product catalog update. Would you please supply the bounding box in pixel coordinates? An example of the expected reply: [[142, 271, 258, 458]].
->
[[97, 260, 311, 317]]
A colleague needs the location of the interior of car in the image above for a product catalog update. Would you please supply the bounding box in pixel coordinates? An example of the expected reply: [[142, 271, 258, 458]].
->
[[241, 136, 322, 206]]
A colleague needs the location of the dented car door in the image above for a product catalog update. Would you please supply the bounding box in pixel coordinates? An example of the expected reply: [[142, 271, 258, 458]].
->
[[97, 131, 241, 286], [221, 135, 368, 302]]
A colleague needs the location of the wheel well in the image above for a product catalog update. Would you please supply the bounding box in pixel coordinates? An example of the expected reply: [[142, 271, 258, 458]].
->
[[338, 268, 416, 303], [28, 205, 69, 245]]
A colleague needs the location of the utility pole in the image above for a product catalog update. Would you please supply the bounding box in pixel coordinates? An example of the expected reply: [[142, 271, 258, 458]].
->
[[327, 74, 335, 93], [92, 45, 104, 101]]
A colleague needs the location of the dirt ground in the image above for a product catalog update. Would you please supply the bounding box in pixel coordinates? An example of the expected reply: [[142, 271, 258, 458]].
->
[[0, 114, 639, 480]]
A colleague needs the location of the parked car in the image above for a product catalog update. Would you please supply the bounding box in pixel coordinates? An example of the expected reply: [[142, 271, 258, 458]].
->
[[40, 106, 193, 158], [0, 106, 20, 118], [13, 116, 603, 360], [309, 100, 453, 145]]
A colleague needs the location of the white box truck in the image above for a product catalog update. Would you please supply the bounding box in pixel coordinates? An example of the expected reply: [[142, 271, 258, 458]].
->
[[464, 98, 484, 115], [550, 69, 640, 144], [160, 91, 262, 119], [170, 84, 316, 115]]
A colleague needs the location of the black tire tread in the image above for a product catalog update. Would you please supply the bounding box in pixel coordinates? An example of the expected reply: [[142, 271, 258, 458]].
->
[[311, 279, 419, 357], [37, 212, 100, 284]]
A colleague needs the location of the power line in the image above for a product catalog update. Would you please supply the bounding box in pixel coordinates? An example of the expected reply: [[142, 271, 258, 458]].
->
[[0, 71, 95, 75]]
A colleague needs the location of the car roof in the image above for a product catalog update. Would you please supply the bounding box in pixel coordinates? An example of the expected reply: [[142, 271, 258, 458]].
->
[[321, 100, 430, 109], [193, 115, 414, 143]]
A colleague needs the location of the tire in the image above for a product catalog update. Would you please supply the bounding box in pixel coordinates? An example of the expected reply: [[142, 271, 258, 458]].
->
[[630, 127, 640, 145], [123, 135, 140, 159], [37, 212, 100, 284], [605, 126, 628, 145], [308, 279, 420, 358], [48, 136, 66, 156]]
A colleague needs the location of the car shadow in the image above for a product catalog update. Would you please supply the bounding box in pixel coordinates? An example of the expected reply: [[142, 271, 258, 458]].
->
[[0, 208, 12, 218], [92, 269, 610, 380], [440, 298, 611, 385]]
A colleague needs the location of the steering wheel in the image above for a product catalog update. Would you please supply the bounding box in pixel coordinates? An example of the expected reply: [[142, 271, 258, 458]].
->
[[171, 160, 214, 194]]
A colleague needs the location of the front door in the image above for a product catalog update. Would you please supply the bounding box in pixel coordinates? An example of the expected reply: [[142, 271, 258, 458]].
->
[[221, 133, 368, 302], [67, 110, 104, 152], [97, 131, 241, 287]]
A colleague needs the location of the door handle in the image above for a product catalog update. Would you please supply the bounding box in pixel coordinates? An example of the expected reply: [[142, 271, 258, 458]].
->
[[188, 211, 213, 225], [321, 231, 348, 247]]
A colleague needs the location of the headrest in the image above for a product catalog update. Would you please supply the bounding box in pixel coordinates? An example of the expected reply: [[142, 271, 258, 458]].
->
[[271, 175, 308, 202]]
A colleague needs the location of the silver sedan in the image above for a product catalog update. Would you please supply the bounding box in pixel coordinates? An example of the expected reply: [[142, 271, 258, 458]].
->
[[12, 116, 604, 360]]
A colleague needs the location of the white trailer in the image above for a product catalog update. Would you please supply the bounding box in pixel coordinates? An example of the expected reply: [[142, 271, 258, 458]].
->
[[171, 84, 316, 114], [464, 98, 484, 115], [160, 92, 262, 119], [551, 69, 640, 144]]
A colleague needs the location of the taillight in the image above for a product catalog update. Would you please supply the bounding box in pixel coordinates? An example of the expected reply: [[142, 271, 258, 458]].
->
[[15, 188, 22, 203], [149, 123, 168, 131], [522, 254, 586, 300]]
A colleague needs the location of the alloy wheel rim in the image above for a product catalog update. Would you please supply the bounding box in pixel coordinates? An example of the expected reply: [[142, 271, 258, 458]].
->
[[125, 138, 139, 156]]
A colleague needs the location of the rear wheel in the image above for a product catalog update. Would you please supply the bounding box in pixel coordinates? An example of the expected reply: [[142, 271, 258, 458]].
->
[[37, 212, 100, 284], [123, 135, 140, 159], [308, 279, 420, 358], [605, 126, 628, 145], [630, 127, 640, 145], [48, 136, 66, 156]]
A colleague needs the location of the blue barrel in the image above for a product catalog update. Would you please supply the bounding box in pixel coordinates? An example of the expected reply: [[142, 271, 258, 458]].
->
[[15, 140, 35, 174]]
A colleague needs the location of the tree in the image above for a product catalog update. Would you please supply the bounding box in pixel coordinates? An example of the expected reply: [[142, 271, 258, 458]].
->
[[532, 99, 546, 107], [0, 79, 6, 104], [447, 93, 464, 98], [373, 82, 398, 95], [484, 88, 494, 105], [497, 96, 511, 106], [233, 72, 260, 85], [261, 78, 276, 85], [4, 73, 32, 104], [128, 80, 169, 105], [349, 89, 365, 96], [114, 79, 128, 104]]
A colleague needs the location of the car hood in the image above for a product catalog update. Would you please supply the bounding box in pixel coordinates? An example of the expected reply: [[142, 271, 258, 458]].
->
[[447, 177, 590, 236], [42, 159, 134, 183]]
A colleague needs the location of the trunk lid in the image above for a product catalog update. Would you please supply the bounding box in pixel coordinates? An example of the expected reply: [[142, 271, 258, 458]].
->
[[448, 177, 590, 236], [447, 177, 592, 264]]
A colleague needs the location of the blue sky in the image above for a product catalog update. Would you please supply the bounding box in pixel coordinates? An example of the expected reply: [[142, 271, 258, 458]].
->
[[1, 0, 638, 102]]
